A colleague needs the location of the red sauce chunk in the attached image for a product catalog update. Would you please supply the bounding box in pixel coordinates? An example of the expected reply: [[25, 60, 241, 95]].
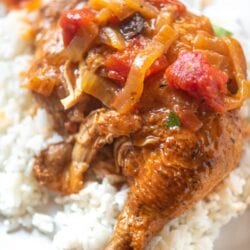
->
[[165, 51, 228, 113], [59, 8, 96, 46]]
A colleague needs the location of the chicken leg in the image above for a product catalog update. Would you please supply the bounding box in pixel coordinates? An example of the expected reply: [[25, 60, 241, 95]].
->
[[106, 110, 243, 250]]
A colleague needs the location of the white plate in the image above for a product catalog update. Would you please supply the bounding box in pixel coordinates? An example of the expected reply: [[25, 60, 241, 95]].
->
[[215, 208, 250, 250]]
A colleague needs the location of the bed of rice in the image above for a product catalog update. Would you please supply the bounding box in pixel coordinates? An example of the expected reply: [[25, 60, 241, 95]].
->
[[0, 1, 249, 249]]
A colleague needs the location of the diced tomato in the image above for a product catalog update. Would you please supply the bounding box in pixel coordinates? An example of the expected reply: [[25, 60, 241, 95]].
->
[[59, 8, 96, 46], [105, 56, 131, 86], [104, 37, 145, 86], [165, 51, 228, 113], [148, 0, 186, 14], [104, 37, 169, 86]]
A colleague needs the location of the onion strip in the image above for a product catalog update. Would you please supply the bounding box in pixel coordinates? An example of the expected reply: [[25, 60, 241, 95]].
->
[[80, 66, 119, 108], [61, 62, 119, 109], [65, 23, 99, 62], [112, 24, 178, 113], [124, 0, 159, 19], [155, 10, 174, 33], [91, 0, 158, 20], [223, 37, 250, 110], [95, 8, 113, 25], [100, 27, 125, 51], [193, 33, 228, 56], [90, 0, 132, 20], [61, 61, 83, 109]]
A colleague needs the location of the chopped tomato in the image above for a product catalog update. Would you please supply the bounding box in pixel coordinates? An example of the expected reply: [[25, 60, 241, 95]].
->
[[148, 0, 186, 14], [104, 37, 146, 86], [165, 51, 228, 113], [59, 8, 96, 46], [105, 37, 169, 86], [105, 56, 130, 86]]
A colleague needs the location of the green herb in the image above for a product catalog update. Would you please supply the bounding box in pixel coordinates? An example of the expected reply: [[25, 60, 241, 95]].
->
[[213, 24, 233, 38], [165, 112, 181, 129]]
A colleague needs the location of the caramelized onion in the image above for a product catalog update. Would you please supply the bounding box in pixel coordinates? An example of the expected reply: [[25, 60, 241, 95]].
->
[[100, 27, 125, 50], [61, 61, 83, 109], [95, 8, 114, 25], [155, 9, 174, 33], [223, 37, 250, 110], [80, 66, 119, 108], [65, 23, 99, 62], [91, 0, 158, 20], [124, 0, 159, 18], [194, 33, 228, 56], [112, 24, 178, 113], [90, 0, 132, 20], [61, 62, 119, 109]]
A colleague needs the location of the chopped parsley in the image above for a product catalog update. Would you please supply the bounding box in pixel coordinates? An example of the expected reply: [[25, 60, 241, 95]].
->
[[165, 112, 181, 129], [213, 24, 233, 38]]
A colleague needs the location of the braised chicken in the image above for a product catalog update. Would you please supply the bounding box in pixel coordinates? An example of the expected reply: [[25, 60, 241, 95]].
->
[[105, 88, 243, 249], [19, 0, 250, 249], [34, 108, 141, 193]]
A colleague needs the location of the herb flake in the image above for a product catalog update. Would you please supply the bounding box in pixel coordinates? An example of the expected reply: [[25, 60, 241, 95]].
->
[[213, 24, 233, 38], [165, 112, 181, 129]]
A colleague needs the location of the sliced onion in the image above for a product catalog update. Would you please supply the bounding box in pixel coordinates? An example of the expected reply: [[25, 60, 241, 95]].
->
[[124, 0, 159, 18], [61, 60, 119, 109], [193, 33, 228, 56], [95, 8, 114, 25], [65, 23, 98, 62], [80, 67, 119, 108], [155, 9, 174, 33], [91, 0, 158, 20], [64, 36, 86, 62], [112, 24, 178, 113], [61, 61, 83, 109], [100, 27, 125, 51], [90, 0, 132, 20], [223, 37, 250, 110]]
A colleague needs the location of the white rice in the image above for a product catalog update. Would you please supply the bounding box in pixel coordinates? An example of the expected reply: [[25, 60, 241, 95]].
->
[[0, 2, 249, 250]]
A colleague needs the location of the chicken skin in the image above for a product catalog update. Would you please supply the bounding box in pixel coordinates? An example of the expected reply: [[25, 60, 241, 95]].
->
[[21, 0, 250, 249], [106, 96, 243, 250]]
